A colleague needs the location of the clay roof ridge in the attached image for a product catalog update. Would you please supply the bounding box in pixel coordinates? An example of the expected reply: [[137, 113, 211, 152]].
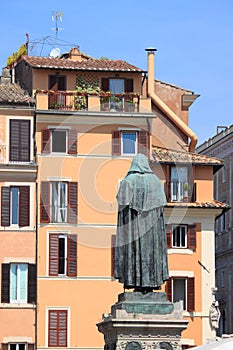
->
[[154, 78, 194, 93]]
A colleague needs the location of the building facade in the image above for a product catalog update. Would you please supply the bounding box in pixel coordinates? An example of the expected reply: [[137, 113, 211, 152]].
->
[[197, 125, 233, 335], [0, 47, 228, 349], [0, 69, 37, 350]]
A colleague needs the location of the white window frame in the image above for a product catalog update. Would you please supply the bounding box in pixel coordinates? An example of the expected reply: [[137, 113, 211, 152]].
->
[[58, 234, 67, 276], [10, 263, 28, 303], [172, 225, 187, 248], [50, 129, 68, 154], [121, 131, 138, 156], [50, 182, 68, 223], [172, 278, 187, 310]]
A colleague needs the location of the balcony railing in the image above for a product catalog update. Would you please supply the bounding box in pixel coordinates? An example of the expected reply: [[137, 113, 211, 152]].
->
[[36, 91, 145, 113], [164, 181, 196, 203]]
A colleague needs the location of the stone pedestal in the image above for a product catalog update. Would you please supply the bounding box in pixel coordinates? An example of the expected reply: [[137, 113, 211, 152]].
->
[[97, 292, 188, 350]]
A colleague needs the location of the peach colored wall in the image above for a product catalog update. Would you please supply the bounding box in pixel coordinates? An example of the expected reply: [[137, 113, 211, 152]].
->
[[195, 166, 213, 201], [0, 309, 35, 340], [33, 69, 142, 94]]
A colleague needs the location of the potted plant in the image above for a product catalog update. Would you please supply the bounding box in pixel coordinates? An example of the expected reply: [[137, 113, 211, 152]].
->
[[183, 183, 191, 202]]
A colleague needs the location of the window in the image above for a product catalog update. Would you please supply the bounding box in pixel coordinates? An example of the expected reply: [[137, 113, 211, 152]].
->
[[222, 165, 226, 183], [112, 130, 149, 156], [10, 120, 30, 162], [166, 223, 198, 251], [48, 310, 67, 347], [172, 225, 187, 248], [166, 277, 195, 311], [1, 263, 36, 303], [40, 181, 78, 224], [49, 75, 66, 91], [41, 129, 77, 155], [109, 79, 125, 94], [49, 234, 77, 276], [10, 344, 26, 350], [221, 213, 226, 232], [122, 132, 137, 155], [170, 166, 188, 202], [51, 182, 67, 223], [221, 270, 225, 288], [1, 186, 30, 227], [101, 78, 133, 93]]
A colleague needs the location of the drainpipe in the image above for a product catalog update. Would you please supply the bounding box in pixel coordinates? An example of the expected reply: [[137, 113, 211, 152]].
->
[[145, 48, 198, 153]]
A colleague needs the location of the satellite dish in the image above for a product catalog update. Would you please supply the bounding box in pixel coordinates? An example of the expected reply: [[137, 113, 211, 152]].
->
[[49, 47, 61, 58]]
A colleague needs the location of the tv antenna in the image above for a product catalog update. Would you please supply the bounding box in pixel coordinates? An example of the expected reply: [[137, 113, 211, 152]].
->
[[51, 11, 63, 37]]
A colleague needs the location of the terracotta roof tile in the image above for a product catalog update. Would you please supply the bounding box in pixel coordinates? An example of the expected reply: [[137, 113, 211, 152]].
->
[[166, 200, 230, 210], [151, 146, 223, 167], [22, 55, 143, 72], [0, 83, 34, 104]]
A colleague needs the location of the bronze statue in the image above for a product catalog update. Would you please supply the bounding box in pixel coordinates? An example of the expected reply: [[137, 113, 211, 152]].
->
[[114, 154, 169, 292]]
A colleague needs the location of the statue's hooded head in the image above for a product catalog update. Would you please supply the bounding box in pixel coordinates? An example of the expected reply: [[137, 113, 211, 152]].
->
[[127, 153, 153, 175]]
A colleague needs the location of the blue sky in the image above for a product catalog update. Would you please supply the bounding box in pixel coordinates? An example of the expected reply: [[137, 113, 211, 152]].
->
[[0, 0, 232, 145]]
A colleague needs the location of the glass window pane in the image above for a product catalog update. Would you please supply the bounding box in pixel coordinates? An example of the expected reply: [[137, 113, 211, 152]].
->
[[10, 264, 17, 301], [11, 187, 19, 224], [18, 345, 26, 350], [109, 79, 124, 94], [19, 264, 28, 302], [173, 278, 186, 309], [122, 132, 137, 154], [51, 183, 58, 222], [59, 237, 66, 274], [52, 130, 66, 153], [10, 345, 17, 350]]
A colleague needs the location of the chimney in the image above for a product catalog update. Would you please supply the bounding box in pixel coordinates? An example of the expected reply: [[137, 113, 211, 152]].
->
[[0, 68, 11, 85], [69, 47, 82, 62], [145, 48, 157, 95]]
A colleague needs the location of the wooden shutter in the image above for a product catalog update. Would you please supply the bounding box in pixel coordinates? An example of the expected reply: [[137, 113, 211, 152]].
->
[[187, 277, 195, 312], [101, 78, 109, 92], [125, 78, 134, 93], [165, 277, 172, 302], [48, 310, 67, 347], [111, 235, 116, 277], [67, 235, 77, 277], [68, 130, 77, 155], [1, 263, 10, 303], [68, 182, 78, 224], [49, 234, 59, 276], [19, 186, 30, 227], [10, 120, 30, 162], [188, 224, 196, 251], [1, 187, 10, 227], [1, 344, 8, 350], [166, 224, 172, 248], [28, 264, 36, 303], [41, 129, 51, 154], [138, 130, 149, 155], [40, 182, 50, 223], [112, 131, 121, 155], [27, 344, 35, 350]]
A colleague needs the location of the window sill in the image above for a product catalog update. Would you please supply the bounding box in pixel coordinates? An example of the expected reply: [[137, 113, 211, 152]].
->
[[168, 248, 193, 255], [0, 303, 36, 309]]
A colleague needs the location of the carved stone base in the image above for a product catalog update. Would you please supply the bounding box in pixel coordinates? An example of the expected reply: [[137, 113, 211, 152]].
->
[[97, 292, 188, 350]]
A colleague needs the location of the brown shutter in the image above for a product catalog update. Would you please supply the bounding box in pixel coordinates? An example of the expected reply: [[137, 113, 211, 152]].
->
[[67, 235, 77, 277], [187, 277, 195, 312], [1, 187, 10, 227], [165, 277, 172, 302], [112, 131, 121, 156], [68, 182, 78, 224], [49, 234, 59, 276], [111, 235, 116, 277], [1, 344, 8, 350], [101, 78, 109, 92], [19, 186, 30, 227], [48, 310, 67, 347], [125, 78, 134, 93], [166, 224, 172, 248], [138, 130, 149, 155], [40, 182, 50, 223], [41, 129, 51, 154], [1, 263, 10, 303], [188, 224, 196, 251], [28, 264, 37, 303], [68, 130, 77, 155], [10, 120, 30, 162], [27, 344, 35, 350]]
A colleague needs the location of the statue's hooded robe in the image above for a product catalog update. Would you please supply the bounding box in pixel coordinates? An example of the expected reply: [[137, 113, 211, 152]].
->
[[114, 154, 169, 290]]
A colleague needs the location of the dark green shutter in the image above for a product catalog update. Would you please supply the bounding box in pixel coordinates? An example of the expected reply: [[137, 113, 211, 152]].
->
[[28, 264, 37, 303], [1, 264, 10, 303]]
